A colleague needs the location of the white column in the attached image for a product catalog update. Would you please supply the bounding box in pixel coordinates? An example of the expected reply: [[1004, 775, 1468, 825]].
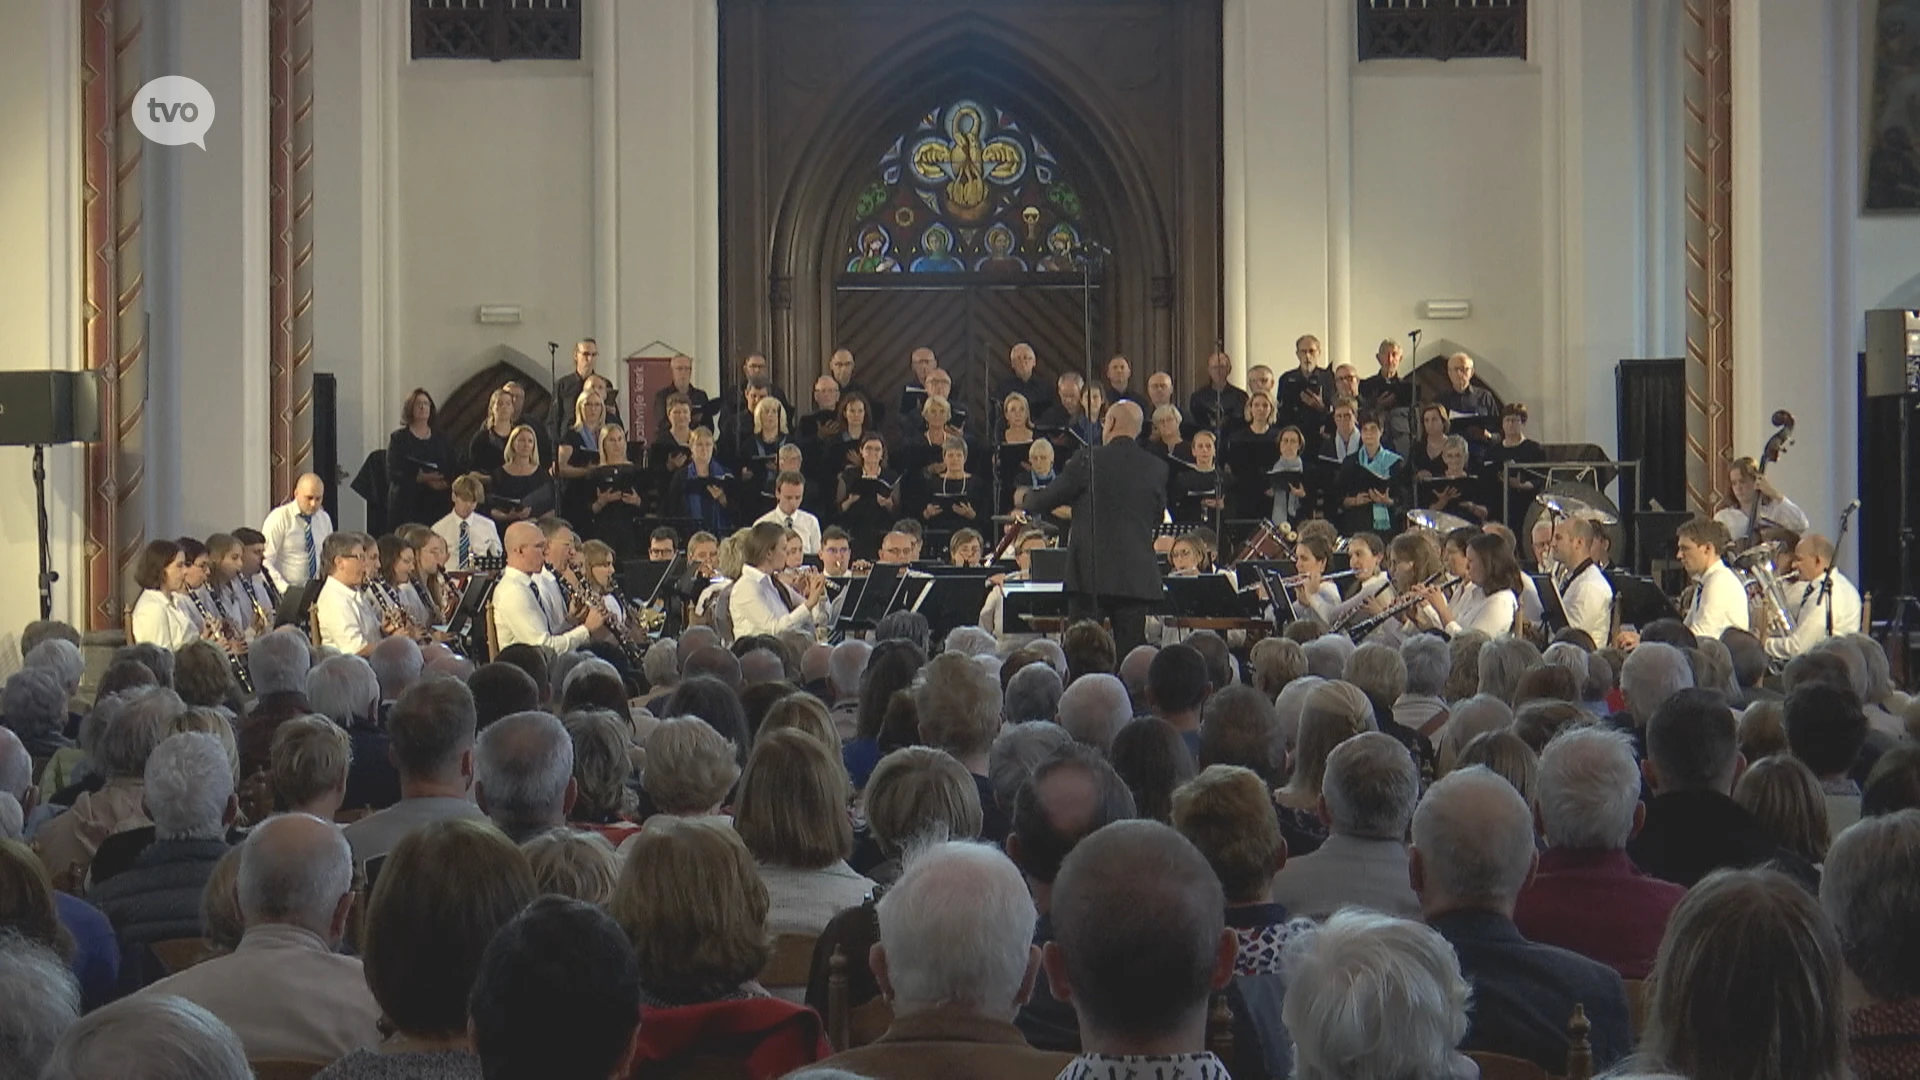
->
[[591, 0, 620, 380], [1730, 0, 1855, 541]]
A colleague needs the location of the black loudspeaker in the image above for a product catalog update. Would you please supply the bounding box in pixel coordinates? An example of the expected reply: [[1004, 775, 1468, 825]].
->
[[0, 371, 102, 445]]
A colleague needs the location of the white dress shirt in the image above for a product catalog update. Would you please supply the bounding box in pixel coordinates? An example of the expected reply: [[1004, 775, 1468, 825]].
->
[[1559, 562, 1615, 645], [1296, 581, 1345, 625], [493, 566, 591, 652], [1518, 572, 1545, 624], [396, 582, 434, 628], [1715, 497, 1811, 543], [130, 589, 195, 649], [431, 510, 503, 570], [755, 506, 823, 555], [729, 564, 824, 637], [260, 500, 334, 590], [1444, 583, 1520, 637], [316, 576, 382, 655], [1326, 573, 1392, 629], [1686, 559, 1751, 640], [1766, 569, 1863, 661]]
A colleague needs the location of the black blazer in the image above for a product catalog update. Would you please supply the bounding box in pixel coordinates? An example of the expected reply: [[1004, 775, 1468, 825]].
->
[[1430, 910, 1632, 1076], [1021, 436, 1167, 602]]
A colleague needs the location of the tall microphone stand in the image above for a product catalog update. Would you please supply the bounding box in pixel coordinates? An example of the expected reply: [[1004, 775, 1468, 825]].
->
[[547, 340, 561, 438], [1404, 328, 1423, 454]]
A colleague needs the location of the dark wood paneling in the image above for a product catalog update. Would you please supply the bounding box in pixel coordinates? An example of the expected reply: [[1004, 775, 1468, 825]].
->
[[721, 0, 1223, 406]]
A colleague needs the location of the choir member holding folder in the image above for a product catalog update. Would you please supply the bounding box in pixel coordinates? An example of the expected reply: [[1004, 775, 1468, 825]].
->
[[486, 424, 555, 527], [837, 433, 898, 559], [387, 388, 456, 527]]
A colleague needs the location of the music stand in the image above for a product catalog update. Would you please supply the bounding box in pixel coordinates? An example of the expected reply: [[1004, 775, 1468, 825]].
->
[[621, 556, 683, 606], [1161, 575, 1244, 618], [1028, 548, 1069, 584], [446, 574, 498, 658], [1001, 581, 1067, 634], [1528, 572, 1567, 632], [1608, 571, 1679, 629], [835, 563, 910, 635], [274, 578, 323, 630], [910, 570, 996, 641]]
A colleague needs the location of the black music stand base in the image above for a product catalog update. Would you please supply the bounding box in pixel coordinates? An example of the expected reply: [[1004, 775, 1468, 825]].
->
[[32, 445, 56, 622]]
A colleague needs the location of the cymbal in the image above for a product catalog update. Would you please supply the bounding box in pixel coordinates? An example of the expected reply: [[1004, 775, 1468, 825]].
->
[[1535, 492, 1618, 526], [1407, 509, 1472, 534]]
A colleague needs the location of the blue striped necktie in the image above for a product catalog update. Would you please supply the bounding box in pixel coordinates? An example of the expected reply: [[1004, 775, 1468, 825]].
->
[[301, 515, 316, 580], [458, 520, 470, 567]]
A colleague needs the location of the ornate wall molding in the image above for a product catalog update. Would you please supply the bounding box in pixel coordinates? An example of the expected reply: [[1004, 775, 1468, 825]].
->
[[80, 0, 147, 629], [1681, 0, 1734, 516], [270, 0, 315, 497]]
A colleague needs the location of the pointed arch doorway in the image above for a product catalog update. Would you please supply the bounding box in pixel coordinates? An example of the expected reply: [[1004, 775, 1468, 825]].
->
[[719, 3, 1223, 408]]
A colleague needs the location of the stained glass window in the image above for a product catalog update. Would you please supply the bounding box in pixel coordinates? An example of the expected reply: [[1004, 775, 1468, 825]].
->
[[841, 99, 1102, 277]]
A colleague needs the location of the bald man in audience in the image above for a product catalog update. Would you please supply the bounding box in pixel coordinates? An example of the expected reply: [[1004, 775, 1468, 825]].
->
[[1044, 821, 1237, 1076], [816, 842, 1070, 1079], [135, 813, 381, 1061], [1008, 746, 1138, 1054], [1412, 767, 1631, 1074], [1056, 673, 1131, 754]]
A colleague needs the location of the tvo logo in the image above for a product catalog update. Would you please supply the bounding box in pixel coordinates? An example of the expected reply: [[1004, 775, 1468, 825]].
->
[[132, 76, 216, 149]]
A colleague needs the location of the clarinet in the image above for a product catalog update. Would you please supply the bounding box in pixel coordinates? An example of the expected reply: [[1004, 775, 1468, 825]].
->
[[189, 587, 254, 694]]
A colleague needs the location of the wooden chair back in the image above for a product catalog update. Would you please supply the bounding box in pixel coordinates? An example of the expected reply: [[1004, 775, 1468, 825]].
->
[[1565, 1003, 1592, 1080], [249, 1060, 327, 1080], [1465, 1052, 1549, 1080], [1622, 978, 1648, 1040], [485, 599, 501, 658], [1463, 1002, 1594, 1080], [146, 937, 215, 976], [758, 932, 818, 991], [1205, 990, 1234, 1065], [824, 945, 892, 1051]]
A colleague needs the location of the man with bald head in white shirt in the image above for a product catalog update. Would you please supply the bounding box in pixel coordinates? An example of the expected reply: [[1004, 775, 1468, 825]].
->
[[259, 473, 332, 591], [492, 521, 605, 652]]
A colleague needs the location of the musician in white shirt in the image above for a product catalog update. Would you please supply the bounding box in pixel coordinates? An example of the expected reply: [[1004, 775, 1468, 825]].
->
[[431, 474, 503, 571], [1765, 533, 1862, 661], [1679, 518, 1750, 640], [982, 529, 1051, 636], [128, 539, 197, 649], [1324, 532, 1394, 631], [1551, 516, 1616, 645], [730, 521, 829, 637], [754, 472, 823, 554], [1484, 523, 1544, 626], [260, 473, 334, 590], [1417, 532, 1523, 637], [1289, 536, 1346, 625], [492, 520, 606, 652], [232, 527, 282, 623], [313, 532, 385, 656], [1713, 456, 1810, 544]]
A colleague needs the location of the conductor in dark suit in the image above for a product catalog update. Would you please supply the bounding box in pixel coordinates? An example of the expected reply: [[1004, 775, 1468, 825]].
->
[[1019, 400, 1166, 654]]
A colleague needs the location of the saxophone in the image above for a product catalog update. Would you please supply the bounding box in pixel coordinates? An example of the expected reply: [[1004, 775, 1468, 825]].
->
[[368, 580, 422, 641]]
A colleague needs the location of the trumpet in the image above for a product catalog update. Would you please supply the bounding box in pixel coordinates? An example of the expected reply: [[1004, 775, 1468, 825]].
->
[[1343, 573, 1462, 640]]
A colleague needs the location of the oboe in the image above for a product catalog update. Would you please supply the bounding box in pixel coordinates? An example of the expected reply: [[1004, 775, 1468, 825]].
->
[[1343, 573, 1461, 640]]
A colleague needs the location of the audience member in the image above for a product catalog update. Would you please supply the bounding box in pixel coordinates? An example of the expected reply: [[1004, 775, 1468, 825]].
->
[[1616, 642, 1694, 746], [1109, 717, 1195, 824], [36, 685, 178, 882], [1043, 821, 1235, 1074], [1007, 745, 1137, 1054], [474, 711, 575, 845], [1739, 699, 1790, 762], [1456, 729, 1539, 804], [845, 640, 926, 789], [1282, 910, 1475, 1080], [469, 896, 642, 1080], [1477, 636, 1543, 705], [1864, 745, 1920, 817], [1514, 726, 1684, 979], [562, 711, 639, 845], [814, 841, 1069, 1080], [308, 654, 401, 812], [1055, 673, 1130, 754], [1395, 633, 1452, 736], [826, 639, 870, 741], [1273, 680, 1373, 858], [88, 732, 236, 980], [641, 715, 740, 822], [317, 818, 536, 1079], [1171, 765, 1297, 1079], [343, 677, 484, 866], [368, 634, 424, 705], [1784, 683, 1869, 839], [1196, 684, 1286, 787], [1301, 635, 1353, 682], [1411, 766, 1631, 1073], [1146, 644, 1211, 751], [874, 610, 932, 654], [6, 666, 76, 766], [0, 936, 81, 1080], [914, 652, 1007, 842], [1060, 620, 1116, 681], [987, 723, 1075, 838], [489, 644, 551, 702], [136, 812, 381, 1060], [612, 818, 830, 1073], [1734, 753, 1833, 868], [1442, 630, 1490, 703], [268, 714, 352, 819], [1636, 868, 1850, 1080], [1249, 637, 1308, 700], [1821, 810, 1920, 1079], [522, 829, 619, 905], [734, 728, 875, 946], [1630, 688, 1816, 889], [40, 993, 251, 1080], [467, 661, 542, 732], [1273, 730, 1421, 920], [1005, 662, 1064, 725]]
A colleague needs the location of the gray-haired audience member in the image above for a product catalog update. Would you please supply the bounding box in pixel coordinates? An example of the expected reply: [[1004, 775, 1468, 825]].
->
[[1395, 634, 1452, 736], [470, 895, 642, 1080], [367, 635, 423, 703], [1282, 909, 1473, 1080], [642, 640, 680, 694], [2, 667, 68, 755], [1118, 645, 1158, 714], [247, 628, 313, 698], [827, 639, 871, 741], [1343, 643, 1407, 717], [1820, 807, 1920, 1075], [34, 685, 182, 881], [1272, 731, 1420, 919], [474, 710, 577, 845], [24, 637, 85, 699], [1006, 662, 1064, 725], [135, 813, 381, 1060], [740, 648, 787, 687], [342, 676, 484, 866], [88, 732, 238, 954], [988, 722, 1076, 821], [1043, 821, 1234, 1071], [1434, 693, 1512, 775], [816, 841, 1071, 1078], [1477, 637, 1542, 705], [1412, 767, 1631, 1073], [1618, 642, 1693, 728], [0, 936, 80, 1080], [641, 716, 740, 819], [1056, 673, 1131, 754], [1302, 635, 1354, 681], [946, 625, 998, 659], [1197, 684, 1287, 786], [306, 654, 380, 730], [1513, 726, 1685, 980], [40, 993, 250, 1080]]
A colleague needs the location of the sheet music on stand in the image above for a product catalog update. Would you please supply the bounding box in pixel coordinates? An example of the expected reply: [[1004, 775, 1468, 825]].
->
[[1001, 581, 1066, 634], [832, 563, 912, 640], [906, 568, 996, 641]]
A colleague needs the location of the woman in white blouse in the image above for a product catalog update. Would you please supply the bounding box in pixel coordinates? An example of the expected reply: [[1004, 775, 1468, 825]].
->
[[728, 520, 828, 639], [1417, 531, 1524, 637], [1291, 535, 1347, 626], [128, 539, 196, 649]]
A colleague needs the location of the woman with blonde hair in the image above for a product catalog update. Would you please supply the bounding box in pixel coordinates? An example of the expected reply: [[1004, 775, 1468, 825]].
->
[[1636, 868, 1849, 1080], [611, 818, 830, 1072], [733, 729, 875, 942], [557, 391, 609, 526], [522, 830, 619, 905], [756, 693, 838, 752], [1274, 680, 1375, 857], [485, 423, 554, 528], [1734, 753, 1832, 867]]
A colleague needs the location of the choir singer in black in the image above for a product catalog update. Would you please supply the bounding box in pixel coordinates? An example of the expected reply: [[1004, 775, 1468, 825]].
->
[[1018, 400, 1166, 654]]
